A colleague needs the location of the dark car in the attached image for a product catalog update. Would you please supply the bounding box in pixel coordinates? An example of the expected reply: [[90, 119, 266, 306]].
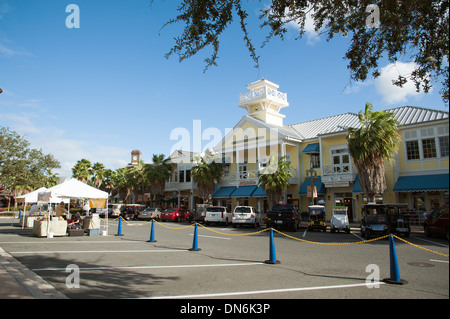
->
[[424, 204, 449, 241]]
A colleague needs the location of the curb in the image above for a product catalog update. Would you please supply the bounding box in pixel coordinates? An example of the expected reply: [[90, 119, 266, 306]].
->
[[0, 247, 67, 299]]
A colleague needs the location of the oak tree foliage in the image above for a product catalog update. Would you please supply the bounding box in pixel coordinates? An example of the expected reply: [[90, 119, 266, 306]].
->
[[156, 0, 449, 103]]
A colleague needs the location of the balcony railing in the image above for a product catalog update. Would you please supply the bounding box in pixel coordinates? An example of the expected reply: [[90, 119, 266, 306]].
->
[[239, 87, 288, 105]]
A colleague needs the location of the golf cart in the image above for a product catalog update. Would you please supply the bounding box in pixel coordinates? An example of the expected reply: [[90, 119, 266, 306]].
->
[[308, 205, 327, 232], [330, 206, 350, 233], [360, 203, 389, 239], [387, 203, 410, 237]]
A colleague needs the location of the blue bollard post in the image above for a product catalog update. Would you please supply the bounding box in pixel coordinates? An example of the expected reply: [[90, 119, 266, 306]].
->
[[115, 216, 124, 237], [265, 228, 280, 264], [189, 223, 201, 251], [383, 235, 406, 284], [147, 219, 157, 243], [18, 210, 22, 219]]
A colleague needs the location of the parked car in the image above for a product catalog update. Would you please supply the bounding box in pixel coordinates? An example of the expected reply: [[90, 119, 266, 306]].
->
[[205, 206, 232, 225], [423, 204, 449, 241], [160, 208, 188, 222], [121, 204, 145, 220], [232, 206, 261, 228], [265, 203, 300, 231], [360, 203, 389, 239], [138, 208, 162, 221]]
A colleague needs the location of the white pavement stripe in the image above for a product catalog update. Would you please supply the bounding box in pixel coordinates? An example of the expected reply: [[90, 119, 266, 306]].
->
[[430, 259, 449, 264], [143, 282, 386, 299], [411, 236, 449, 248], [33, 262, 264, 272], [189, 234, 231, 240], [10, 249, 189, 255]]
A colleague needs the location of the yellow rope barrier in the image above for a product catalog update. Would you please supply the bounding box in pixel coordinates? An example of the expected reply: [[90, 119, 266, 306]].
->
[[154, 219, 195, 230], [97, 217, 449, 258], [392, 235, 449, 258], [197, 223, 270, 236], [273, 228, 389, 245]]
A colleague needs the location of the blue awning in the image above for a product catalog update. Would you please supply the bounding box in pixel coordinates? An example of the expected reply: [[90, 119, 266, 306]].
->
[[251, 185, 267, 197], [353, 176, 364, 194], [299, 176, 326, 195], [303, 143, 320, 154], [231, 185, 258, 198], [393, 174, 449, 192], [212, 186, 237, 198]]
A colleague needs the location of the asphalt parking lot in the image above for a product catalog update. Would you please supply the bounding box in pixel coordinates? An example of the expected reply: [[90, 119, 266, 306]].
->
[[0, 216, 448, 306]]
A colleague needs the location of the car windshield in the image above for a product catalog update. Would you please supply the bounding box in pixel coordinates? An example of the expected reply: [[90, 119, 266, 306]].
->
[[235, 207, 251, 213], [166, 209, 176, 212], [144, 208, 156, 212], [207, 207, 225, 212]]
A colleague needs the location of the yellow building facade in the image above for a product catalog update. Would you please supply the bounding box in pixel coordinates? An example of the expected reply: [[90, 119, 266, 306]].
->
[[164, 80, 449, 222]]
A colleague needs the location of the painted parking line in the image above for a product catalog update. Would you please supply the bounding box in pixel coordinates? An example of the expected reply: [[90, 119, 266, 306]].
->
[[411, 236, 449, 248], [32, 262, 264, 272], [189, 234, 231, 240], [430, 259, 449, 264], [144, 282, 386, 299], [10, 249, 190, 255]]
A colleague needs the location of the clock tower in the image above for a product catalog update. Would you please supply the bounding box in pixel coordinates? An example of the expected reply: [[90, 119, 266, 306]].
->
[[129, 150, 142, 167]]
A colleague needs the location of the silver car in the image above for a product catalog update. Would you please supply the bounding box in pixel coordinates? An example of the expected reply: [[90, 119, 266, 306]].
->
[[138, 208, 162, 221], [232, 206, 261, 228]]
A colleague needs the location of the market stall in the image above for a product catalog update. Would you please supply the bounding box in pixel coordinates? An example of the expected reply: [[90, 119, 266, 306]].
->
[[38, 179, 109, 236]]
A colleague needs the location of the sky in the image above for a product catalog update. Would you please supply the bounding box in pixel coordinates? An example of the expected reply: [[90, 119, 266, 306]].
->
[[1, 0, 448, 179]]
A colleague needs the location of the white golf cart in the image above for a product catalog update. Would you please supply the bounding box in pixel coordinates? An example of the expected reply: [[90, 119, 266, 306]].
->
[[330, 206, 350, 233]]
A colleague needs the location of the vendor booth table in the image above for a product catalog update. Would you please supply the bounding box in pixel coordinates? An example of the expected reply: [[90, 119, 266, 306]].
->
[[32, 219, 68, 237]]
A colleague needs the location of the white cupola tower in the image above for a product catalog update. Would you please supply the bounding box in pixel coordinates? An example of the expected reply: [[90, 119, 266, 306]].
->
[[238, 79, 289, 127]]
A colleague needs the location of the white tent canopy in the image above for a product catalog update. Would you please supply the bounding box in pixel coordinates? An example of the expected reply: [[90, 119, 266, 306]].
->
[[16, 187, 47, 203], [38, 178, 108, 201], [17, 187, 70, 204]]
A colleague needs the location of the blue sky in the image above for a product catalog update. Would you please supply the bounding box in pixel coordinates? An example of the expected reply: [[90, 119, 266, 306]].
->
[[1, 0, 447, 178]]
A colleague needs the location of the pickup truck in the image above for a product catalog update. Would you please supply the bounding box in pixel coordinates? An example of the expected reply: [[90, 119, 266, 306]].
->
[[265, 203, 300, 231]]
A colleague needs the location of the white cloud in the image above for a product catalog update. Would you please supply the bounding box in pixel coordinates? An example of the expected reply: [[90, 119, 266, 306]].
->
[[375, 62, 429, 104], [282, 5, 323, 45]]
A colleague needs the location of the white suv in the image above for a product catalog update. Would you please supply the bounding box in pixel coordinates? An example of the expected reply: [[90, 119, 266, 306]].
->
[[232, 206, 261, 228], [205, 206, 232, 225]]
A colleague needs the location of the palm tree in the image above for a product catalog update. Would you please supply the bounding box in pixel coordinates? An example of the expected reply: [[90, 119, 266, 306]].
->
[[257, 155, 293, 207], [72, 159, 92, 183], [90, 162, 105, 188], [192, 152, 224, 204], [144, 154, 173, 207], [347, 103, 401, 203]]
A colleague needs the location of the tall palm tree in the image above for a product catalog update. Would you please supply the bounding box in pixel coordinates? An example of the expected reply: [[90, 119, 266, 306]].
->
[[257, 155, 293, 206], [144, 154, 173, 207], [90, 162, 105, 188], [192, 153, 223, 204], [347, 103, 401, 203], [72, 159, 92, 183]]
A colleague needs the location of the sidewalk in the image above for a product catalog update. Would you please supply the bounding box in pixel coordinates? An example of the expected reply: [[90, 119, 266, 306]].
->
[[0, 247, 67, 299]]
